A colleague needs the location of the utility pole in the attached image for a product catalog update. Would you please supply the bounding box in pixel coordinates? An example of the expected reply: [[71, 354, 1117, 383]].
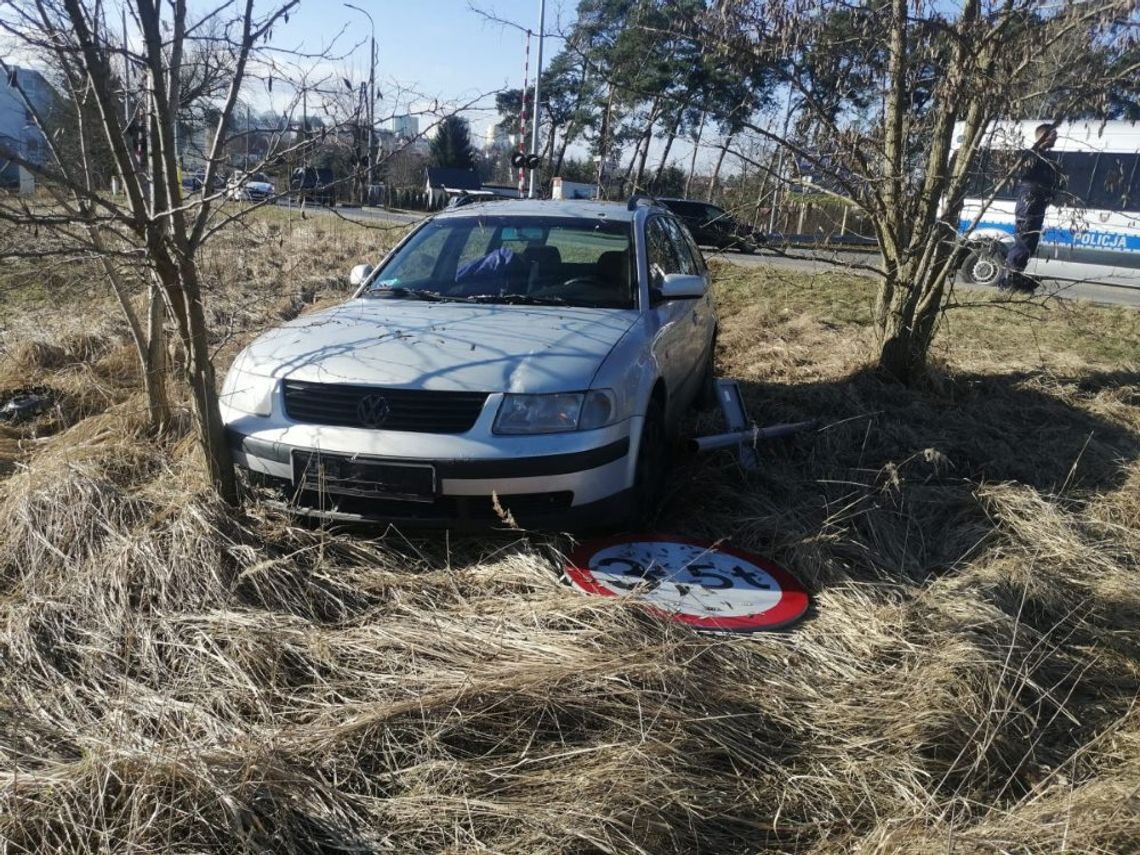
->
[[518, 30, 531, 197], [122, 8, 130, 127], [528, 0, 546, 199], [345, 3, 376, 205]]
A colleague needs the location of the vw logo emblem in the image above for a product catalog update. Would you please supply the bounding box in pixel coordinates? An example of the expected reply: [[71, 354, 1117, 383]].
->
[[356, 393, 391, 428]]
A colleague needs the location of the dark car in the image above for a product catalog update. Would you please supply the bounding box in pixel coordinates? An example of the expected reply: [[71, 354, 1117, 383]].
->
[[658, 198, 764, 253], [290, 167, 338, 207], [181, 171, 224, 194]]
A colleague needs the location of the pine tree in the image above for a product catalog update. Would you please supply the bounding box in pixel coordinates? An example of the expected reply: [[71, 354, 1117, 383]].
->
[[429, 115, 476, 170]]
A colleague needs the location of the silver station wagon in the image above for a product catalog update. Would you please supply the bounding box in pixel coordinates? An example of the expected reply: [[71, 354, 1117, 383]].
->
[[221, 197, 718, 529]]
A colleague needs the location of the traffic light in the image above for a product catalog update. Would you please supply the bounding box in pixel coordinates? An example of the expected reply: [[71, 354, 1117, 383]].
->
[[511, 152, 542, 170]]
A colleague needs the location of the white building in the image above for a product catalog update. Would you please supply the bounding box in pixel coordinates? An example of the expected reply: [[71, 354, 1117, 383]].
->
[[389, 114, 418, 140], [0, 67, 55, 189], [483, 123, 512, 151]]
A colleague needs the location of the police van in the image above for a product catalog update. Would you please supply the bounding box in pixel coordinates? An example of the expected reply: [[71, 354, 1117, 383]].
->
[[953, 119, 1140, 288]]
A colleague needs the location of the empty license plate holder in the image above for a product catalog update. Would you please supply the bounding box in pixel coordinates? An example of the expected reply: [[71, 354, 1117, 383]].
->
[[292, 451, 436, 502]]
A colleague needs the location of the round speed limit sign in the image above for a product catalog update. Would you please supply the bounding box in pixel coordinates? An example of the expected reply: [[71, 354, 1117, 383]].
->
[[565, 535, 809, 633]]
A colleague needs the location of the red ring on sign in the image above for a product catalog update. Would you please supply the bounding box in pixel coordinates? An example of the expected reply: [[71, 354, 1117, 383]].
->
[[565, 534, 809, 632]]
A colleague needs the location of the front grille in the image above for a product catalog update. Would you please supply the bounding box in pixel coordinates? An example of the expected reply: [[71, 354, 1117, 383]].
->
[[283, 380, 488, 433]]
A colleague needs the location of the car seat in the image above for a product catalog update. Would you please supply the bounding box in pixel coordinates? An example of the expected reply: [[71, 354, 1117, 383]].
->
[[596, 249, 632, 302], [521, 245, 562, 292]]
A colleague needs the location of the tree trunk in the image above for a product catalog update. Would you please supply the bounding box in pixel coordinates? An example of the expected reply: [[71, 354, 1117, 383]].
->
[[876, 273, 933, 384], [753, 145, 782, 228], [622, 136, 641, 189], [540, 117, 557, 195], [623, 98, 661, 194], [553, 132, 571, 180], [684, 111, 706, 197], [707, 134, 733, 202], [651, 112, 682, 191], [172, 258, 236, 503], [145, 281, 171, 430], [89, 223, 171, 432], [595, 87, 615, 197], [633, 116, 657, 192]]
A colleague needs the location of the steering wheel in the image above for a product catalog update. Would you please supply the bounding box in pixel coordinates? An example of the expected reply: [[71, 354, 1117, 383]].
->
[[561, 276, 603, 288]]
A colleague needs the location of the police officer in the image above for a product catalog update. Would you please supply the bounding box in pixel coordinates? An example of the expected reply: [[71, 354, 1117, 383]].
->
[[1005, 123, 1063, 291]]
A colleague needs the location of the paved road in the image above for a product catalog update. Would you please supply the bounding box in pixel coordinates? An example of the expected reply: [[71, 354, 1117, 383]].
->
[[710, 246, 1140, 309]]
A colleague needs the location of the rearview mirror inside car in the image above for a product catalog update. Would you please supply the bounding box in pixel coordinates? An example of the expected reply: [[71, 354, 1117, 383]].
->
[[501, 226, 545, 242]]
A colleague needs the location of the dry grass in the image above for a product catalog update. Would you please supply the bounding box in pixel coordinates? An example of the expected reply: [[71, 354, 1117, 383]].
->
[[0, 221, 1138, 853]]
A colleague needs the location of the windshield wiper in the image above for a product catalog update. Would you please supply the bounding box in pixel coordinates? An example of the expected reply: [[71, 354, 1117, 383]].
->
[[461, 293, 569, 306], [367, 286, 447, 302]]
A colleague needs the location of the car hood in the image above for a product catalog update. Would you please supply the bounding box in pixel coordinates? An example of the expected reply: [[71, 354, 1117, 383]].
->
[[246, 181, 273, 192], [237, 299, 639, 393]]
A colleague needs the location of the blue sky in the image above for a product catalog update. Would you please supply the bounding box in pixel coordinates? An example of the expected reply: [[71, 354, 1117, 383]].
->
[[269, 0, 571, 138]]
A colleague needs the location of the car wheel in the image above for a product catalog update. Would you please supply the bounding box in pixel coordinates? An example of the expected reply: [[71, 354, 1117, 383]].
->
[[962, 245, 1005, 286], [626, 398, 669, 528]]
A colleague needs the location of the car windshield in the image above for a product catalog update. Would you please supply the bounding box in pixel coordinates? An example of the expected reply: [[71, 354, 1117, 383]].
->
[[366, 215, 636, 309]]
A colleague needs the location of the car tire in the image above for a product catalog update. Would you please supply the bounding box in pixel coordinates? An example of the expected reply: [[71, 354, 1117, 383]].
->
[[626, 398, 669, 529], [962, 245, 1005, 286]]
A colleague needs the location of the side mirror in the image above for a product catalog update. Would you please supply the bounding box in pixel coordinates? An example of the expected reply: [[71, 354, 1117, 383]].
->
[[349, 263, 374, 287], [658, 272, 706, 300]]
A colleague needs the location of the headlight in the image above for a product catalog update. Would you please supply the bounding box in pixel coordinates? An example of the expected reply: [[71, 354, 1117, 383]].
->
[[220, 366, 275, 416], [493, 390, 617, 435]]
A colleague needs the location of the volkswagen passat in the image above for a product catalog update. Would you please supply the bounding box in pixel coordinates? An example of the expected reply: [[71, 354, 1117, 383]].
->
[[221, 197, 717, 529]]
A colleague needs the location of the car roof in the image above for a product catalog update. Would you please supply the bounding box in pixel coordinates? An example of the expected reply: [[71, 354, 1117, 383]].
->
[[433, 198, 643, 223]]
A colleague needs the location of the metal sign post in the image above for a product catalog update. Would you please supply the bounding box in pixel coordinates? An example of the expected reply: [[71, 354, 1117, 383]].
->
[[690, 379, 816, 471]]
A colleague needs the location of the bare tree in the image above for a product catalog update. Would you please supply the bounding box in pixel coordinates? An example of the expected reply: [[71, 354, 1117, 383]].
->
[[707, 0, 1140, 383], [0, 0, 303, 502]]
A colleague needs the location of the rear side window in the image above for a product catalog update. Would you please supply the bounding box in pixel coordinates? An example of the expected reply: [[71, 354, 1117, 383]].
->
[[542, 226, 627, 264], [661, 217, 700, 275], [1089, 153, 1139, 212], [665, 200, 702, 217], [959, 149, 1020, 201], [959, 147, 1140, 212], [1058, 152, 1096, 207], [646, 217, 683, 282], [675, 220, 707, 273], [1131, 158, 1140, 214]]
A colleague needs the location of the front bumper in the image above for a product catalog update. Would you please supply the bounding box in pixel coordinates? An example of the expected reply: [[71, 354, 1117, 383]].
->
[[226, 422, 638, 530]]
